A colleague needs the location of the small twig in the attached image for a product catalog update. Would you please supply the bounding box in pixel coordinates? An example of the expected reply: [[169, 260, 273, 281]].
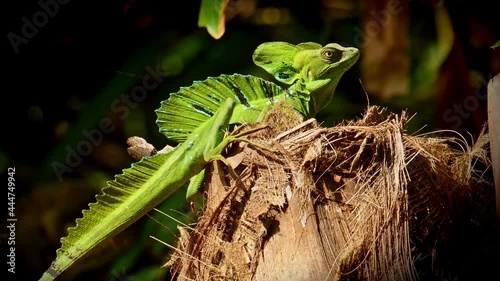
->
[[126, 136, 174, 161]]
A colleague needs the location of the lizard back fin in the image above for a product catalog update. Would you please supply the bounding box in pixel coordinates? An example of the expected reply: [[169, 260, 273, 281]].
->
[[155, 73, 285, 142]]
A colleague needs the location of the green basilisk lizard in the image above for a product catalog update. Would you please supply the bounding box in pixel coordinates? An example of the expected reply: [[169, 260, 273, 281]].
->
[[39, 41, 359, 281]]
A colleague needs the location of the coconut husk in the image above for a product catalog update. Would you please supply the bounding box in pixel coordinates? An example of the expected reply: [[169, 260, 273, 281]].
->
[[164, 101, 496, 281]]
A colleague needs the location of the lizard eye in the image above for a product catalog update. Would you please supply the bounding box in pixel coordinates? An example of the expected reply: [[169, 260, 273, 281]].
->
[[323, 49, 335, 59]]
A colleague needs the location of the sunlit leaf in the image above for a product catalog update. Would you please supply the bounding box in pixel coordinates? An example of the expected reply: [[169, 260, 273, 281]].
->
[[198, 0, 229, 39]]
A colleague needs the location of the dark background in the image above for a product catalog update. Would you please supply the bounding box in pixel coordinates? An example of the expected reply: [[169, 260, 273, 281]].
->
[[3, 0, 499, 280]]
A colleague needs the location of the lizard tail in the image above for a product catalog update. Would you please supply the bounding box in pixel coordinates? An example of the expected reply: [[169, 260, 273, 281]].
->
[[39, 152, 172, 281]]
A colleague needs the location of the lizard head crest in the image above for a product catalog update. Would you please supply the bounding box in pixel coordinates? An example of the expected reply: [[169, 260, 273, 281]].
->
[[252, 41, 359, 117]]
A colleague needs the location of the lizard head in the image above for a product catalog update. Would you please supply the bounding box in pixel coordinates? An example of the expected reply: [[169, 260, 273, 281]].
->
[[294, 42, 359, 116], [299, 43, 359, 83], [252, 41, 359, 117]]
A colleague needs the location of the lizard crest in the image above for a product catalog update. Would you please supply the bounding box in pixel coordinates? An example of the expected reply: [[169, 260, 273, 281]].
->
[[253, 41, 359, 117]]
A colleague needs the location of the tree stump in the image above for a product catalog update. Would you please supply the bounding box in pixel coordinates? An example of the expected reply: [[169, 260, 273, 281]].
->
[[165, 102, 496, 281]]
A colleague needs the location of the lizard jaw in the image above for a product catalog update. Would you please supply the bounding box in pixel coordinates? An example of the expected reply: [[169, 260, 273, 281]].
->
[[308, 70, 316, 81]]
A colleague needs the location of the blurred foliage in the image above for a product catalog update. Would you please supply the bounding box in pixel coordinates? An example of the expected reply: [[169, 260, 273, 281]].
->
[[4, 0, 499, 280]]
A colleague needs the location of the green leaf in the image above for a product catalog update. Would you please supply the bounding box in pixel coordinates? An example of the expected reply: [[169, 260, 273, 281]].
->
[[491, 40, 500, 49], [198, 0, 229, 39]]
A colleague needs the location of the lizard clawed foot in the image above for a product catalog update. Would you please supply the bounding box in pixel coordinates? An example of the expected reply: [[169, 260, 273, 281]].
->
[[230, 123, 270, 138], [228, 136, 274, 153], [226, 124, 275, 153]]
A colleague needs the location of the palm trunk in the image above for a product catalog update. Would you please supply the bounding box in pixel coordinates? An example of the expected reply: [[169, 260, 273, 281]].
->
[[166, 103, 496, 281]]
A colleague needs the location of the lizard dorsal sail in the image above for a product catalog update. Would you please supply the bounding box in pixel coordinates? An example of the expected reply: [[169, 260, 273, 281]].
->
[[155, 74, 288, 143]]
